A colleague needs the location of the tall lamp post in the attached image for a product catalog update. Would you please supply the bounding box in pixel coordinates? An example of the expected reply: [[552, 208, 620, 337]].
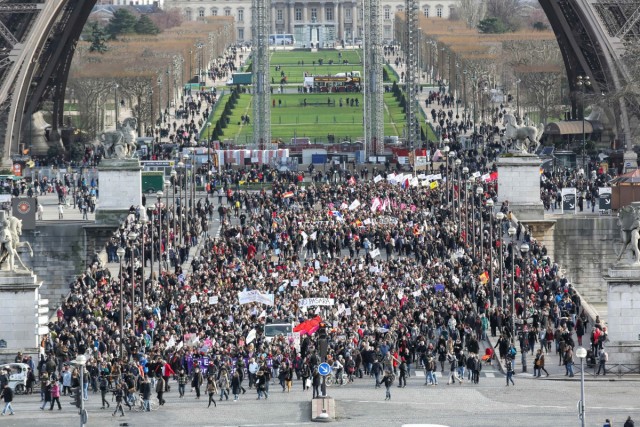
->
[[508, 225, 516, 339], [496, 212, 505, 309], [486, 198, 494, 304], [113, 83, 119, 130], [156, 191, 163, 277], [520, 242, 530, 323], [576, 346, 587, 427], [139, 218, 147, 307], [462, 167, 469, 244], [454, 158, 461, 214], [576, 75, 591, 173], [149, 204, 156, 281], [116, 246, 126, 358], [170, 170, 177, 248], [165, 180, 171, 261], [516, 78, 521, 119], [443, 143, 450, 205], [128, 231, 138, 334], [72, 354, 87, 427], [476, 186, 483, 259]]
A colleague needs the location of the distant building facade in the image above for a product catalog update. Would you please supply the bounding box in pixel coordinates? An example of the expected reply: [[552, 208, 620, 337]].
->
[[166, 0, 457, 44]]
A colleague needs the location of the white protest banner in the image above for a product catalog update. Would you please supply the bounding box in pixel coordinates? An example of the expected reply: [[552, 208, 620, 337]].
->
[[319, 275, 330, 283], [299, 298, 335, 307], [190, 294, 198, 304], [349, 199, 361, 211], [472, 171, 481, 178], [370, 248, 381, 258], [208, 296, 219, 305], [374, 175, 383, 183], [238, 290, 275, 306]]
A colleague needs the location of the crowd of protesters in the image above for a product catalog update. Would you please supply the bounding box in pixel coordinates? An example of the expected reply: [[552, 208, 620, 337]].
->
[[22, 134, 613, 417]]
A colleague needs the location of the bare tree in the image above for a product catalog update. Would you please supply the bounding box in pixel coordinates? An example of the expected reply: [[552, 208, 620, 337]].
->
[[119, 77, 154, 137], [66, 78, 113, 139], [485, 0, 525, 30], [518, 70, 562, 124], [452, 0, 486, 28]]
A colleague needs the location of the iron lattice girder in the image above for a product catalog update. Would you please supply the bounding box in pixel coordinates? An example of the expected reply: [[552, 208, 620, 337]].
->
[[364, 0, 383, 155], [615, 5, 640, 38], [252, 0, 271, 146], [404, 0, 420, 146], [0, 18, 17, 46], [0, 57, 10, 70], [0, 3, 44, 13]]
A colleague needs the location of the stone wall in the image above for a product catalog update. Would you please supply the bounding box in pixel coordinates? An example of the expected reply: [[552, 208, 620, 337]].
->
[[531, 216, 620, 304], [20, 223, 116, 310]]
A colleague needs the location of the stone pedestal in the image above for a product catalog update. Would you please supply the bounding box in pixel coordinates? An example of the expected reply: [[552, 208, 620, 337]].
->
[[96, 158, 142, 225], [603, 266, 640, 364], [623, 150, 638, 173], [0, 271, 47, 363], [497, 154, 544, 220]]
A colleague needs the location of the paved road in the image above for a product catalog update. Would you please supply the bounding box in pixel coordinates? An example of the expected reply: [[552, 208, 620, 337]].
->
[[2, 371, 638, 426]]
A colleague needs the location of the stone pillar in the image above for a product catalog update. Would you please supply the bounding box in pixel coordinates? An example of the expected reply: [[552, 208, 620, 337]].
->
[[0, 271, 47, 363], [337, 3, 343, 42], [497, 154, 544, 220], [96, 158, 143, 225], [604, 266, 640, 363], [287, 1, 292, 33]]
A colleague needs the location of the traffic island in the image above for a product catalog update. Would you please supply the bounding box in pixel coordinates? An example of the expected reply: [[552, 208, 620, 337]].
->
[[311, 396, 335, 422]]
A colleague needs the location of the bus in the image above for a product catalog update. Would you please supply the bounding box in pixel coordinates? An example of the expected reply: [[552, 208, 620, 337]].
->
[[269, 34, 295, 45]]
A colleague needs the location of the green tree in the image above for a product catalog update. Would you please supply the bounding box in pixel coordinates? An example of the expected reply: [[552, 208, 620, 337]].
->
[[478, 17, 509, 34], [87, 22, 109, 53], [134, 15, 160, 35], [106, 9, 138, 38]]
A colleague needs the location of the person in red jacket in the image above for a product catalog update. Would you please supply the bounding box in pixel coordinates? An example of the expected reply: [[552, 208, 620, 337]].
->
[[162, 360, 175, 392]]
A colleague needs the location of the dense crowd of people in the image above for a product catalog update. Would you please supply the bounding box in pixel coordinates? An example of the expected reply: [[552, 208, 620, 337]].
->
[[22, 135, 613, 417]]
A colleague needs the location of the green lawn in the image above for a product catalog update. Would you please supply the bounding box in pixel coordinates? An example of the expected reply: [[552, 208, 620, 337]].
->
[[208, 92, 414, 143], [269, 49, 363, 85]]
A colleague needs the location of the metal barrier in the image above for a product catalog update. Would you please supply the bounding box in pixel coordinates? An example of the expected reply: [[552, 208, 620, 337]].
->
[[575, 362, 640, 378]]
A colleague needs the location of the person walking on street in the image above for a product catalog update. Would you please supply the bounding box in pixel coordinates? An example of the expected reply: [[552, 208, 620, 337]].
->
[[177, 369, 188, 398], [156, 375, 165, 406], [141, 376, 151, 411], [206, 375, 218, 407], [506, 359, 515, 386], [603, 418, 611, 427], [40, 379, 51, 410], [597, 347, 608, 375], [0, 384, 14, 415], [624, 416, 635, 427], [99, 374, 110, 409], [112, 384, 125, 417], [192, 367, 204, 399], [382, 370, 395, 400], [49, 379, 62, 410]]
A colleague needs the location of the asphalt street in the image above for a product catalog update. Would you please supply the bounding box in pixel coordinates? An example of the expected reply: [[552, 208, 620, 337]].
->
[[2, 372, 638, 427]]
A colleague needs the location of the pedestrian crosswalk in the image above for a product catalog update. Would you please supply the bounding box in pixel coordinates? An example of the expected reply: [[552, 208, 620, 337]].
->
[[412, 363, 501, 380]]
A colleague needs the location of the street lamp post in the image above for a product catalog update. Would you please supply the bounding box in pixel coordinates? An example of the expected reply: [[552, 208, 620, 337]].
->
[[156, 191, 163, 277], [113, 83, 119, 130], [576, 75, 591, 173], [72, 354, 87, 427], [576, 346, 587, 427], [476, 186, 483, 260], [117, 247, 125, 358], [149, 204, 156, 281], [128, 232, 138, 334], [454, 158, 462, 216], [516, 78, 521, 119], [496, 212, 505, 310], [139, 218, 147, 306], [520, 242, 530, 322], [170, 170, 177, 248], [462, 167, 469, 245], [455, 63, 459, 116], [165, 180, 171, 261], [508, 225, 516, 339], [443, 143, 450, 205], [486, 198, 494, 305]]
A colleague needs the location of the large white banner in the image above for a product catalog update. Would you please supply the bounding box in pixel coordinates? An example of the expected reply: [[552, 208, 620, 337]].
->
[[238, 290, 275, 306], [299, 298, 335, 307]]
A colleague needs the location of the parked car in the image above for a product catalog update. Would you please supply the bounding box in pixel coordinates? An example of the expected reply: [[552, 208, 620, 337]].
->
[[0, 363, 29, 394]]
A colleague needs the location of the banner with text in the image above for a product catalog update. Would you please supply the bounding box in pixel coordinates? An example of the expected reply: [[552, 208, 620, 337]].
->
[[299, 298, 335, 307], [238, 290, 275, 306]]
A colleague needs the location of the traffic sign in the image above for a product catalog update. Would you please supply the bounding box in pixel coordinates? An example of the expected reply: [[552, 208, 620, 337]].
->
[[318, 362, 332, 376]]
